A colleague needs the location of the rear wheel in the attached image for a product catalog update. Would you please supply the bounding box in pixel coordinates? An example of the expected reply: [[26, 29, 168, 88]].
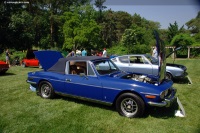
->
[[39, 81, 55, 99], [116, 93, 145, 118]]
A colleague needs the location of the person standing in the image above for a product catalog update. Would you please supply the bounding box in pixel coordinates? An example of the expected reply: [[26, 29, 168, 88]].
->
[[152, 47, 158, 59], [66, 50, 75, 57], [5, 49, 10, 67], [102, 48, 107, 57], [81, 48, 87, 56]]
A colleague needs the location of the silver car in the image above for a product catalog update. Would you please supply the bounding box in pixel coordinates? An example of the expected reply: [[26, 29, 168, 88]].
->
[[111, 53, 187, 80]]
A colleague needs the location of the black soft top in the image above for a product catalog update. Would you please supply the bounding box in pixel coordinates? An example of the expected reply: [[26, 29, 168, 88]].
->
[[47, 56, 108, 74]]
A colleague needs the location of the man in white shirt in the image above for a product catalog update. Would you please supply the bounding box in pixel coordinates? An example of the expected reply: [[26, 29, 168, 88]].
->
[[152, 47, 158, 59], [102, 48, 107, 57]]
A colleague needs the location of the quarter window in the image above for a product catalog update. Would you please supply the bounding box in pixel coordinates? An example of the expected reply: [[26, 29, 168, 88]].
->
[[118, 56, 129, 63]]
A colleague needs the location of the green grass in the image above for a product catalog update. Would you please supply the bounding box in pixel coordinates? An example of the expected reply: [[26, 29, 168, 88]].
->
[[0, 60, 200, 133]]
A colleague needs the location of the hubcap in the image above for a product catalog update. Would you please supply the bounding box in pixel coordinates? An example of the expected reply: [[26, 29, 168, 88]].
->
[[121, 98, 138, 116], [41, 84, 51, 98]]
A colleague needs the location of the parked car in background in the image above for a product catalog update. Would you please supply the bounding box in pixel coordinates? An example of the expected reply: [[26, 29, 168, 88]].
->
[[21, 50, 40, 68], [11, 56, 21, 66], [0, 60, 9, 74], [111, 48, 187, 80], [26, 48, 177, 118]]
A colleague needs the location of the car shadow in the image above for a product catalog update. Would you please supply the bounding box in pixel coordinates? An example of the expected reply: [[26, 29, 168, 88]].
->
[[55, 95, 116, 111], [0, 72, 16, 76], [55, 95, 179, 119], [173, 77, 191, 84], [143, 102, 179, 118]]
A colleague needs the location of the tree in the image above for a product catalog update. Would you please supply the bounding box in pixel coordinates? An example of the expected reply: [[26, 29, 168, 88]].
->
[[62, 5, 101, 52], [186, 11, 200, 43], [131, 13, 160, 47], [94, 0, 106, 23], [186, 11, 200, 34], [8, 11, 35, 50], [99, 10, 133, 47], [100, 10, 117, 48], [170, 33, 195, 57], [114, 11, 132, 42], [121, 28, 151, 54], [167, 21, 185, 44], [170, 33, 195, 48]]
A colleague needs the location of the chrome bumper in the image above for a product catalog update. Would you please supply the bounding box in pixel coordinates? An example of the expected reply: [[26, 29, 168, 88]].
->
[[148, 88, 177, 107], [174, 72, 188, 79], [26, 80, 37, 92], [26, 80, 37, 85]]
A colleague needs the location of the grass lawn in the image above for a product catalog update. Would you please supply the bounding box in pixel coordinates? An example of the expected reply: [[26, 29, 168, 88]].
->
[[0, 59, 200, 133]]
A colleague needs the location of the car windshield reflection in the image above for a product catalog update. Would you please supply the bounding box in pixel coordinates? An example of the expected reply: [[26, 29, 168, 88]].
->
[[145, 54, 158, 65], [93, 60, 119, 75]]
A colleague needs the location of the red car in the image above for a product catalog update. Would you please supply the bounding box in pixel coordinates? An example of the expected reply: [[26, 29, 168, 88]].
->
[[0, 60, 9, 74], [21, 50, 40, 68]]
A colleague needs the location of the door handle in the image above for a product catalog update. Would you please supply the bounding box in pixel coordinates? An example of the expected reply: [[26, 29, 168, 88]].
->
[[66, 79, 71, 82]]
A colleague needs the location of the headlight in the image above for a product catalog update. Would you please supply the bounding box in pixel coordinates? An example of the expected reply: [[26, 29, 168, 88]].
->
[[160, 89, 169, 99]]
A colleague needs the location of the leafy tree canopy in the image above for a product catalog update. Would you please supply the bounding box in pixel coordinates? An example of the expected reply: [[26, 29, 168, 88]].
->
[[62, 4, 101, 52], [170, 33, 195, 48]]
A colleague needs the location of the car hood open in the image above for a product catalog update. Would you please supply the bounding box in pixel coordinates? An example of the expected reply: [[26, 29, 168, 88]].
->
[[154, 30, 167, 84], [34, 50, 63, 71]]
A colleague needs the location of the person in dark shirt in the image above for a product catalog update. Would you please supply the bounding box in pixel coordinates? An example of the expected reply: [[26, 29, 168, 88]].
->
[[5, 49, 10, 67]]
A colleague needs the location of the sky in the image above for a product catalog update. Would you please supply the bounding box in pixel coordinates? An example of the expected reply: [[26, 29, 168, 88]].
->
[[99, 0, 200, 29]]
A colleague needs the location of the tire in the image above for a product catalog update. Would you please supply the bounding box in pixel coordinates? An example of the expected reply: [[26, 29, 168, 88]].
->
[[22, 62, 26, 68], [39, 81, 55, 99], [116, 93, 145, 118], [39, 63, 42, 69], [166, 72, 173, 80]]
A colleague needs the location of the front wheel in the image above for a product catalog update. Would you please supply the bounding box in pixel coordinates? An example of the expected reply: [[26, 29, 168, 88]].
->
[[116, 93, 145, 118], [21, 62, 26, 68], [39, 81, 55, 99], [166, 72, 173, 80]]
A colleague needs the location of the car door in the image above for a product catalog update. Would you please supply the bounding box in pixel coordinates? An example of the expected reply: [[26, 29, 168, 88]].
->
[[128, 55, 153, 75], [63, 61, 103, 101]]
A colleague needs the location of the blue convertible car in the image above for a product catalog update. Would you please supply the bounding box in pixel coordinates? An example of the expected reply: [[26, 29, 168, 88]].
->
[[27, 48, 176, 118]]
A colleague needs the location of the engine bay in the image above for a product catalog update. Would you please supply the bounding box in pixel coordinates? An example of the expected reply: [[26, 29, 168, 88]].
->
[[122, 73, 158, 85]]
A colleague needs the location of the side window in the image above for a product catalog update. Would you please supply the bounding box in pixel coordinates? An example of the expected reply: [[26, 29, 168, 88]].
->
[[87, 62, 95, 76], [69, 61, 87, 75], [130, 56, 144, 64], [118, 56, 129, 63]]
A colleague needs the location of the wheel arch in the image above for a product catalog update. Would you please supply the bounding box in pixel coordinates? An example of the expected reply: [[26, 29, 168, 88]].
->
[[166, 71, 173, 80], [37, 79, 55, 99], [113, 90, 145, 106], [37, 79, 53, 93]]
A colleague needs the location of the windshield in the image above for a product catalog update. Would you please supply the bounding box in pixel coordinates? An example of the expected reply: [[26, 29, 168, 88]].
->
[[93, 60, 120, 75], [145, 54, 159, 65]]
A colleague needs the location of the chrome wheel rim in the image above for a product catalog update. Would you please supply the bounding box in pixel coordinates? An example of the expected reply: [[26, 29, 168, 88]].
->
[[166, 73, 171, 80], [121, 98, 138, 116], [41, 84, 51, 98]]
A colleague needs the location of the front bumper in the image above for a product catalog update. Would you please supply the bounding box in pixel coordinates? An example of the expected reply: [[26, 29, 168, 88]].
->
[[174, 72, 188, 79], [148, 88, 177, 107], [26, 80, 37, 92]]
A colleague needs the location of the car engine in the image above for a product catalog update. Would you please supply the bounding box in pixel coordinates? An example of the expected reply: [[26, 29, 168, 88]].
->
[[122, 73, 157, 85]]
